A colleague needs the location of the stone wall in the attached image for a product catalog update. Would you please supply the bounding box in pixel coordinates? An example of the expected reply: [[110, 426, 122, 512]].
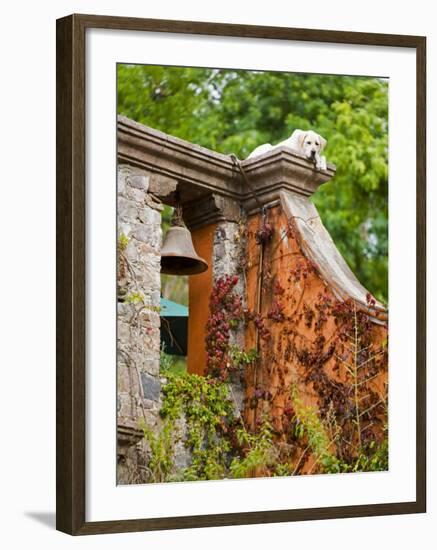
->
[[116, 164, 250, 481], [212, 220, 247, 413], [213, 220, 246, 314], [117, 164, 163, 484]]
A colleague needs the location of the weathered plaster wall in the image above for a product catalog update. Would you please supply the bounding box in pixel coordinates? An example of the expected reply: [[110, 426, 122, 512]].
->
[[243, 201, 388, 471]]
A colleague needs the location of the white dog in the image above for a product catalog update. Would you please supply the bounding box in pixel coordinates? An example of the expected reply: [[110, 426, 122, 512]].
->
[[247, 129, 327, 170]]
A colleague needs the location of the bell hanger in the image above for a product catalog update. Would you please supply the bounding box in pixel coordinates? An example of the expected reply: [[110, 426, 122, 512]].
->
[[160, 194, 208, 276]]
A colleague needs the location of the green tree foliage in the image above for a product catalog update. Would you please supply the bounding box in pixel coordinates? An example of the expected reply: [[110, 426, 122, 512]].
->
[[118, 65, 388, 301]]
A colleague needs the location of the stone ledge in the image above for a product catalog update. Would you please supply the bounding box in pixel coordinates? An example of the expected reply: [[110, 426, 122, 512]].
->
[[240, 147, 335, 212], [117, 116, 336, 214], [117, 420, 144, 456], [118, 116, 243, 202]]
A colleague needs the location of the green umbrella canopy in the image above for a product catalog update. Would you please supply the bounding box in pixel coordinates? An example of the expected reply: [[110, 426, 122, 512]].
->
[[160, 297, 188, 356]]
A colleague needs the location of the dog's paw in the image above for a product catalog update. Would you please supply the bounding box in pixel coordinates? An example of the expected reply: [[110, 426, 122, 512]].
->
[[316, 156, 327, 171]]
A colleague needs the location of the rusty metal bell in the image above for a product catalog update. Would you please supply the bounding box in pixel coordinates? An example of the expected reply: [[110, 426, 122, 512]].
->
[[161, 225, 208, 275]]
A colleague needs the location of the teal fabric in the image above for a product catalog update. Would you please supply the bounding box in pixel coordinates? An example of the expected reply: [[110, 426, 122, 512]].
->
[[160, 297, 188, 356], [160, 297, 188, 317]]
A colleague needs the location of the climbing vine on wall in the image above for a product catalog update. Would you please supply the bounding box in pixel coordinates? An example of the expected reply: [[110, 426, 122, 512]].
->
[[138, 207, 388, 482], [239, 209, 389, 475], [161, 372, 237, 480], [205, 275, 245, 380]]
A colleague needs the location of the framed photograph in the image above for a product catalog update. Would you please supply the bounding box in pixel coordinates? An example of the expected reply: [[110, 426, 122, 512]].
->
[[56, 14, 426, 535]]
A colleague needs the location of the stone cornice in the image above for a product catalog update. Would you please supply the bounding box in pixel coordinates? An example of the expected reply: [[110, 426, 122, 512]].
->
[[117, 116, 336, 214], [240, 148, 335, 212], [118, 116, 243, 201]]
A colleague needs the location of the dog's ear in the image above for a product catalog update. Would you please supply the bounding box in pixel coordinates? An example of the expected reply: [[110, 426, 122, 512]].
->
[[296, 130, 307, 149], [319, 135, 327, 151]]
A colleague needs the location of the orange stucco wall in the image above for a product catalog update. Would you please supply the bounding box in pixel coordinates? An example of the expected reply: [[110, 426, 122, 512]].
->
[[187, 223, 217, 375], [243, 205, 388, 467], [185, 205, 387, 474]]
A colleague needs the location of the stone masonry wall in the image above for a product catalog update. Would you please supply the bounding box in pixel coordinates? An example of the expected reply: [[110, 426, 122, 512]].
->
[[117, 164, 163, 484], [213, 219, 247, 414], [116, 166, 249, 480]]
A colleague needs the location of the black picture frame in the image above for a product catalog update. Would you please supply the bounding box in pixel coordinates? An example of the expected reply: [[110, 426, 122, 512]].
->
[[56, 13, 426, 535]]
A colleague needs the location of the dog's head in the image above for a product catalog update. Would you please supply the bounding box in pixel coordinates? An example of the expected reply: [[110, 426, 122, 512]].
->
[[297, 130, 327, 160]]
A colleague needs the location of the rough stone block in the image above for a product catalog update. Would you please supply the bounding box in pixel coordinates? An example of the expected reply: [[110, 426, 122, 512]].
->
[[139, 205, 162, 225], [142, 357, 160, 377], [142, 398, 160, 411], [126, 185, 148, 204], [132, 225, 161, 248], [127, 174, 150, 191], [118, 392, 136, 417], [137, 242, 160, 257], [149, 173, 178, 198], [117, 165, 132, 196], [141, 328, 161, 350], [117, 301, 135, 317], [140, 371, 161, 402], [119, 197, 140, 223], [117, 321, 131, 342], [141, 206, 162, 226], [173, 416, 192, 470], [142, 409, 159, 429], [118, 364, 138, 393]]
